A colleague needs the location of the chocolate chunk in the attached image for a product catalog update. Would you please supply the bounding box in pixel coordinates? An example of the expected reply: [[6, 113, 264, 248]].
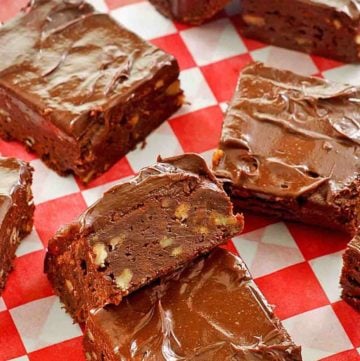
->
[[341, 236, 360, 310], [213, 62, 360, 235], [0, 0, 183, 182], [45, 153, 243, 323], [149, 0, 230, 24], [238, 0, 360, 63], [83, 248, 302, 361], [0, 157, 34, 294]]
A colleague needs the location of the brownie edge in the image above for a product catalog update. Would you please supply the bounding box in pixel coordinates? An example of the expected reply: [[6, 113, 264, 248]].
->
[[0, 158, 34, 294], [45, 153, 243, 323]]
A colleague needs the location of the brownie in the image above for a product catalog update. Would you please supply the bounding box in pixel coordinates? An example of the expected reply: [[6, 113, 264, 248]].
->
[[0, 0, 183, 183], [149, 0, 230, 24], [213, 62, 360, 235], [0, 157, 34, 294], [238, 0, 360, 63], [83, 248, 302, 361], [45, 154, 243, 323], [341, 236, 360, 310]]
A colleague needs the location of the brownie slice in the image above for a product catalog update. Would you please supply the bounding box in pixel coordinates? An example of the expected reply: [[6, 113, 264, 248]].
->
[[149, 0, 230, 25], [45, 154, 243, 323], [0, 0, 183, 183], [0, 157, 34, 294], [83, 248, 302, 361], [238, 0, 360, 63], [213, 62, 360, 235], [341, 236, 360, 310]]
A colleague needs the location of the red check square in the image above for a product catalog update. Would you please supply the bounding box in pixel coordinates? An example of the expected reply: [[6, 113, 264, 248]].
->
[[201, 53, 252, 103], [255, 262, 329, 319], [287, 223, 350, 261], [2, 250, 53, 309], [0, 311, 26, 361], [0, 139, 36, 162], [34, 193, 87, 246], [169, 106, 224, 153], [29, 337, 85, 361], [151, 34, 196, 70], [332, 300, 360, 348]]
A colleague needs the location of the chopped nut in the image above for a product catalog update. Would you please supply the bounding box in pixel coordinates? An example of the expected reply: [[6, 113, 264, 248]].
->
[[333, 19, 342, 29], [356, 34, 360, 45], [92, 243, 108, 268], [128, 114, 139, 127], [161, 198, 172, 208], [295, 37, 312, 46], [175, 203, 190, 221], [160, 236, 173, 248], [212, 149, 224, 167], [155, 79, 164, 89], [115, 268, 133, 290], [87, 330, 95, 342], [196, 226, 208, 235], [85, 352, 92, 361], [242, 14, 265, 27], [109, 235, 125, 251], [0, 269, 4, 278], [212, 211, 238, 226], [171, 246, 183, 257], [92, 352, 98, 360], [10, 227, 19, 244], [65, 279, 74, 292], [165, 80, 180, 96]]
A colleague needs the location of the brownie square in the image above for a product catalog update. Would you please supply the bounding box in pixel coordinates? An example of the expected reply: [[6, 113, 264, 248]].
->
[[0, 0, 183, 183], [0, 157, 34, 294], [149, 0, 230, 24], [213, 62, 360, 235], [83, 248, 302, 360], [341, 236, 360, 310], [238, 0, 360, 63], [45, 154, 243, 323]]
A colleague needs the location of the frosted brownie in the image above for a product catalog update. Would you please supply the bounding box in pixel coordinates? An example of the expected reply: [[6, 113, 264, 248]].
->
[[45, 154, 243, 322], [213, 62, 360, 235]]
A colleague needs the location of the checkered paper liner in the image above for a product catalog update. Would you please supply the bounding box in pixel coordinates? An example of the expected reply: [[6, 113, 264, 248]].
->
[[0, 0, 360, 360]]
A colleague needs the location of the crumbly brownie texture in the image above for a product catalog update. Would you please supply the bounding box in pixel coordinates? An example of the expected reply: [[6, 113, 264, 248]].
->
[[0, 158, 34, 294], [149, 0, 230, 24], [341, 236, 360, 310], [45, 154, 243, 323], [83, 248, 302, 361], [238, 0, 360, 63], [213, 62, 360, 235], [0, 0, 183, 183]]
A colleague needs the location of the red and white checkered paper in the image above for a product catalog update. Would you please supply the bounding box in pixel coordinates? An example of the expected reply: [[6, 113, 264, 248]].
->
[[0, 0, 360, 360]]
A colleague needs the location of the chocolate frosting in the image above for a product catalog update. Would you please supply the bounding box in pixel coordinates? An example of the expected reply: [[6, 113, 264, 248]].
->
[[0, 0, 175, 139], [88, 248, 301, 360], [0, 158, 25, 225], [301, 0, 360, 19], [214, 62, 360, 200]]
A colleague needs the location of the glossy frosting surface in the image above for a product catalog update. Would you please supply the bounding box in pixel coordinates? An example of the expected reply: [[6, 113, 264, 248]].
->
[[214, 62, 360, 199], [302, 0, 360, 19], [89, 248, 300, 360], [0, 0, 174, 138], [0, 158, 23, 225]]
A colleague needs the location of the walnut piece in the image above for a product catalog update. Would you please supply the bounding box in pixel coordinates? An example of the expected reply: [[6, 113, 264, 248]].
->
[[160, 237, 173, 248], [175, 203, 190, 221], [212, 211, 238, 226], [115, 268, 133, 290], [242, 14, 265, 27], [65, 279, 74, 292], [166, 80, 181, 96], [109, 235, 124, 251], [212, 149, 224, 167], [92, 243, 108, 268], [171, 246, 183, 257]]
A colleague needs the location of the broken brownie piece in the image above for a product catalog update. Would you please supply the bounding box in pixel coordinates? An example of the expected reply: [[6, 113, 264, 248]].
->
[[0, 157, 34, 294], [45, 154, 243, 323], [238, 0, 360, 63], [341, 235, 360, 310], [213, 62, 360, 235], [149, 0, 230, 25], [0, 0, 183, 183], [83, 248, 302, 361]]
